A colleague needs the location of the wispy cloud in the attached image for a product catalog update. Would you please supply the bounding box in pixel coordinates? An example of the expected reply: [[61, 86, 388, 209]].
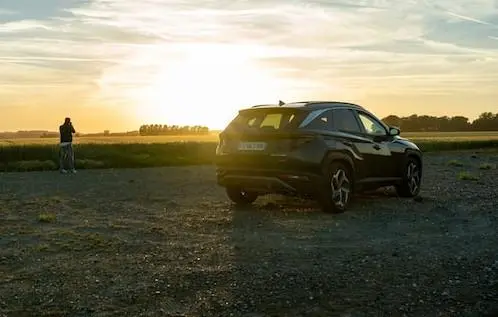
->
[[1, 0, 498, 131], [0, 8, 15, 15], [446, 11, 498, 27]]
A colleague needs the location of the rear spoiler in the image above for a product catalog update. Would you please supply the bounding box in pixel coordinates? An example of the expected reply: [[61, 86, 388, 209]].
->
[[251, 100, 285, 108]]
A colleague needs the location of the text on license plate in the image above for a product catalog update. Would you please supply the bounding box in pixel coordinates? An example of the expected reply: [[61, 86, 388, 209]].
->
[[238, 142, 267, 151]]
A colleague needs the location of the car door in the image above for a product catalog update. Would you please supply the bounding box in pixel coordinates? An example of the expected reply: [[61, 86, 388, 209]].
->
[[355, 111, 397, 178], [331, 108, 379, 180]]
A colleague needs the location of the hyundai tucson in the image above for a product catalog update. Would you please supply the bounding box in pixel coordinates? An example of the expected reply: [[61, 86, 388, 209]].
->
[[215, 101, 423, 213]]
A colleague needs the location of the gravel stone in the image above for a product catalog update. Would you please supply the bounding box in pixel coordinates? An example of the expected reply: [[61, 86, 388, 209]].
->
[[0, 151, 497, 316]]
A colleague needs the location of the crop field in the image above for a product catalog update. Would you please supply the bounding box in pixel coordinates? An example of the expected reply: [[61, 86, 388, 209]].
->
[[1, 151, 497, 316], [1, 131, 498, 146], [0, 133, 221, 146], [1, 132, 498, 172]]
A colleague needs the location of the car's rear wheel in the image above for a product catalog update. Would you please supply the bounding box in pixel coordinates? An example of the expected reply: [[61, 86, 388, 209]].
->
[[396, 156, 422, 197], [320, 162, 352, 213], [226, 187, 258, 205]]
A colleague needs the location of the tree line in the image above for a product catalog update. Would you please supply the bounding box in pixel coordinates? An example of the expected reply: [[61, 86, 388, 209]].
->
[[139, 124, 209, 136], [381, 112, 498, 132]]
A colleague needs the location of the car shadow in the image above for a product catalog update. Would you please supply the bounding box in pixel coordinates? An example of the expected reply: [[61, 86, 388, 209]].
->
[[222, 188, 421, 315], [223, 194, 341, 316]]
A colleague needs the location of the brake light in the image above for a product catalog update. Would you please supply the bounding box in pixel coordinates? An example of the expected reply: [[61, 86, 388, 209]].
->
[[219, 136, 226, 147], [217, 133, 228, 154]]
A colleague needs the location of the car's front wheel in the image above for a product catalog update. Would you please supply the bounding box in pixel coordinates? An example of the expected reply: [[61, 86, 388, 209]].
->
[[226, 187, 258, 205], [320, 162, 353, 213], [396, 156, 422, 197]]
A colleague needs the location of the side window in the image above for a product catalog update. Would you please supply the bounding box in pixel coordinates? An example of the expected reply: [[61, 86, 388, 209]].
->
[[358, 112, 386, 135], [332, 109, 362, 133], [306, 110, 333, 130]]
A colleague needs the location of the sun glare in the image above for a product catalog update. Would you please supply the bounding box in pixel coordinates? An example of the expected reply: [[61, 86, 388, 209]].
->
[[134, 45, 284, 129]]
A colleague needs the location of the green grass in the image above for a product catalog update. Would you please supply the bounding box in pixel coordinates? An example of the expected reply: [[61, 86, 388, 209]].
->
[[458, 171, 480, 181], [2, 131, 498, 146], [1, 138, 498, 172], [448, 159, 464, 167], [0, 142, 216, 172], [38, 213, 57, 223], [479, 163, 496, 170]]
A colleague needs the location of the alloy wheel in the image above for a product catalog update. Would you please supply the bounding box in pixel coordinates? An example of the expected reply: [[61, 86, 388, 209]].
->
[[407, 162, 421, 195], [331, 168, 351, 209]]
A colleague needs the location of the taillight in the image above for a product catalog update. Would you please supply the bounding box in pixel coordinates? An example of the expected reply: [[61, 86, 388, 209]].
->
[[219, 135, 226, 147], [217, 133, 227, 154]]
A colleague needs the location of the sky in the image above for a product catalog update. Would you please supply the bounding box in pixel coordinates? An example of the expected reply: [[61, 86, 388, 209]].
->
[[1, 0, 498, 132]]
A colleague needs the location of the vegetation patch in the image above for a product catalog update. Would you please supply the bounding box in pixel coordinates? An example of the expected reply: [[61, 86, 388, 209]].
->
[[458, 171, 480, 181], [75, 159, 106, 169], [6, 160, 56, 172], [33, 243, 50, 252], [38, 213, 57, 223], [447, 160, 464, 167], [1, 139, 498, 172], [479, 163, 496, 170]]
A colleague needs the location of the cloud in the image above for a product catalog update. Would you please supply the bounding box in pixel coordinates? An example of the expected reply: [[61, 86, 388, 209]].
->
[[0, 20, 54, 32], [446, 11, 498, 27], [1, 0, 498, 131], [0, 8, 15, 15]]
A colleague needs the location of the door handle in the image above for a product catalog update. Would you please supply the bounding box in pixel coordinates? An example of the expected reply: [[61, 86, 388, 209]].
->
[[373, 144, 381, 150]]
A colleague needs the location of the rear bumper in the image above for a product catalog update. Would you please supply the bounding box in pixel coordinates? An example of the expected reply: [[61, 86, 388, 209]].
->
[[216, 168, 324, 196]]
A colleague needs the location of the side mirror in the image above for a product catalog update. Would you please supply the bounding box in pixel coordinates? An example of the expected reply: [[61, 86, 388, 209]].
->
[[388, 127, 400, 136]]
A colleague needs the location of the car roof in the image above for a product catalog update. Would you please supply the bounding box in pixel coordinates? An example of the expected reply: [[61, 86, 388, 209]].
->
[[245, 101, 366, 111]]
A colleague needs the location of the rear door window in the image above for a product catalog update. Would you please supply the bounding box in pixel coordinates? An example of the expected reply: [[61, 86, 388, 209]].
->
[[302, 110, 334, 130], [332, 109, 362, 133]]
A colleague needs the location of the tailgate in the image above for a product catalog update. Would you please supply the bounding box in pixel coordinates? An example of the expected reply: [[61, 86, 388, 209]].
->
[[219, 131, 316, 154]]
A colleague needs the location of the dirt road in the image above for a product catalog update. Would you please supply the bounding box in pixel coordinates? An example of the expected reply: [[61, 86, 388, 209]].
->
[[1, 151, 497, 316]]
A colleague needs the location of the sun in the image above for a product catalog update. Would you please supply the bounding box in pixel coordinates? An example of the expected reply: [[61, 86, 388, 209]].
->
[[134, 45, 284, 129]]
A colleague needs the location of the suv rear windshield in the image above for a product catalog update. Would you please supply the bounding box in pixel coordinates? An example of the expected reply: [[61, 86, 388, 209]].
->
[[227, 108, 307, 132]]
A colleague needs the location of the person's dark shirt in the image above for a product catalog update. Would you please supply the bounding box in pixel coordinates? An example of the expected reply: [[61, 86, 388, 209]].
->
[[59, 123, 75, 143]]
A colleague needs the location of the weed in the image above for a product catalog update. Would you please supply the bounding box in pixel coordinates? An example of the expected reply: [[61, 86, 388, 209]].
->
[[38, 213, 57, 223], [34, 243, 50, 252], [7, 160, 56, 172], [75, 159, 106, 169], [458, 171, 479, 181], [479, 163, 496, 170], [448, 160, 464, 167]]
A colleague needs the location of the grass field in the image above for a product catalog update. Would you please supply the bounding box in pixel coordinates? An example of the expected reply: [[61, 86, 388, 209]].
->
[[1, 132, 498, 172], [0, 133, 221, 146], [1, 131, 498, 146]]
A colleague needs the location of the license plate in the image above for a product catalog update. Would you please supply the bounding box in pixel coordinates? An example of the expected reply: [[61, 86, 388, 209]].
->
[[238, 142, 267, 151]]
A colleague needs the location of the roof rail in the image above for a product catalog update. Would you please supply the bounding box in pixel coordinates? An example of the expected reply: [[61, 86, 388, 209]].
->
[[303, 101, 366, 109], [251, 104, 276, 108]]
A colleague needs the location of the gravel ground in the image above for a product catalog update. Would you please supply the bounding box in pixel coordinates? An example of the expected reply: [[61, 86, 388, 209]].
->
[[0, 151, 497, 317]]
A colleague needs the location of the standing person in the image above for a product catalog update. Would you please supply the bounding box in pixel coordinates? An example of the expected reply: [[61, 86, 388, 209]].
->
[[59, 117, 76, 174]]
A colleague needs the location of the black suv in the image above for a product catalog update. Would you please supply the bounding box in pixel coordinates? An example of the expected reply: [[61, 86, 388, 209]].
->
[[215, 101, 423, 213]]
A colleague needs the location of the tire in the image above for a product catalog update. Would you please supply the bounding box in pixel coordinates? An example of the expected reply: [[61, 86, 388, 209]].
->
[[226, 187, 258, 205], [319, 161, 353, 213], [396, 156, 422, 197]]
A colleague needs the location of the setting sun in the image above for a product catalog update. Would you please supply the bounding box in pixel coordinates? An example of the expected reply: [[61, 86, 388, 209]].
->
[[131, 44, 286, 129]]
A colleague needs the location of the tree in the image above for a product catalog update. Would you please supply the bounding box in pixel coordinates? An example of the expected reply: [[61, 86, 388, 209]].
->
[[380, 113, 494, 132], [138, 123, 210, 136]]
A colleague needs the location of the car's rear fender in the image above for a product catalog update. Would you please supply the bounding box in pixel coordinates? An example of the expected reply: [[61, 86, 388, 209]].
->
[[320, 151, 356, 183]]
